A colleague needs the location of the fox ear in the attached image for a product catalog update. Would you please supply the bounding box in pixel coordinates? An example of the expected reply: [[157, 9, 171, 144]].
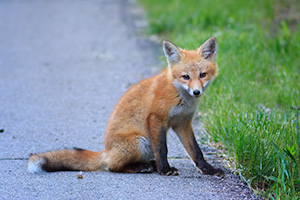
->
[[163, 41, 182, 65], [198, 36, 218, 61]]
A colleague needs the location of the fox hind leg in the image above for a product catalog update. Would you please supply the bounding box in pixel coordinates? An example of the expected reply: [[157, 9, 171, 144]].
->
[[120, 162, 156, 173], [104, 134, 156, 173], [104, 133, 145, 172]]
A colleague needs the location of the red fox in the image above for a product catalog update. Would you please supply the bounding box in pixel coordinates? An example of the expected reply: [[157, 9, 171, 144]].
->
[[28, 37, 224, 177]]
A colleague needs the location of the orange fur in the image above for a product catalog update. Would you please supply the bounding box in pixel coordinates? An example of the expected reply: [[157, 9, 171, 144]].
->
[[28, 37, 224, 177]]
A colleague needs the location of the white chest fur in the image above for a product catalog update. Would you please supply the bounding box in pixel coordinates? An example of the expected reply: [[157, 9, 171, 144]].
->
[[169, 96, 199, 118], [169, 80, 200, 118]]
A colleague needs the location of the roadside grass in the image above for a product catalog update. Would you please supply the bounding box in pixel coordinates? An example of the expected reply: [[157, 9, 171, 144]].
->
[[140, 0, 300, 198]]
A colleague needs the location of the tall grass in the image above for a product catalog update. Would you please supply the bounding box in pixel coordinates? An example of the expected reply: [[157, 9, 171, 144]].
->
[[140, 0, 300, 198]]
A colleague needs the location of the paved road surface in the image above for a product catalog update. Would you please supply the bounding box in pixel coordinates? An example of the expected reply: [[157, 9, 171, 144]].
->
[[0, 0, 258, 199]]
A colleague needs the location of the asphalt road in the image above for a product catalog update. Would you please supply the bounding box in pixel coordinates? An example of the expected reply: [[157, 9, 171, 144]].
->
[[0, 0, 259, 199]]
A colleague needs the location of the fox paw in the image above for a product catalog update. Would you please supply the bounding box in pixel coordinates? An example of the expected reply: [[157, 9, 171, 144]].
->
[[159, 167, 180, 176], [213, 168, 225, 178], [201, 167, 225, 178], [198, 161, 225, 178], [139, 164, 154, 173]]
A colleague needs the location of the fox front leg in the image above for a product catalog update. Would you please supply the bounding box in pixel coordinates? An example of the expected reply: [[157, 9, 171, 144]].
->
[[173, 122, 224, 177], [147, 115, 179, 176]]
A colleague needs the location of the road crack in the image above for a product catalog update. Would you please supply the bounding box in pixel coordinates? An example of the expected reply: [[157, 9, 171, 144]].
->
[[0, 158, 29, 160]]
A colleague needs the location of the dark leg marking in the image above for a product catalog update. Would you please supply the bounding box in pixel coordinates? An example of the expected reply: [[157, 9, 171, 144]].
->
[[155, 127, 179, 176]]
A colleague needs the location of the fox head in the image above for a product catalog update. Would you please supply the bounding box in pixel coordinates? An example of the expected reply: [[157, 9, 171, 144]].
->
[[163, 37, 218, 98]]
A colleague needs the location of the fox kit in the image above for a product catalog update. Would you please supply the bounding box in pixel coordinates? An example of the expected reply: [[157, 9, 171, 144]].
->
[[28, 37, 224, 177]]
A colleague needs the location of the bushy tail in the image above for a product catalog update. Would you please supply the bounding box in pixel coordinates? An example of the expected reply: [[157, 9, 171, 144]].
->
[[27, 148, 106, 173]]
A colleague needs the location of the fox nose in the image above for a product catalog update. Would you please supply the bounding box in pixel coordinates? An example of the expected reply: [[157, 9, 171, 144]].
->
[[193, 90, 200, 96]]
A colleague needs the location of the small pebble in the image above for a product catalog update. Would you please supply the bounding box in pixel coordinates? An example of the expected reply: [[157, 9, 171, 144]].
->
[[76, 171, 84, 179]]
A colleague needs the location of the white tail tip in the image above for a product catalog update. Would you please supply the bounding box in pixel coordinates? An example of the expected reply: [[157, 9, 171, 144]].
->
[[27, 157, 46, 173]]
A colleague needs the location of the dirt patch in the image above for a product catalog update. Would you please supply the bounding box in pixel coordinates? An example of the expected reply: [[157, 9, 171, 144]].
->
[[274, 0, 300, 32]]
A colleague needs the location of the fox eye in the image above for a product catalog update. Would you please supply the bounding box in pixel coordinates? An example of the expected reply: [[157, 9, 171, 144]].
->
[[182, 75, 190, 80], [200, 73, 206, 78]]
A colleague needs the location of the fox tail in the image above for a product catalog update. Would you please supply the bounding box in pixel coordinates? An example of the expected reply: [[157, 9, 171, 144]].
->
[[27, 148, 106, 173]]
